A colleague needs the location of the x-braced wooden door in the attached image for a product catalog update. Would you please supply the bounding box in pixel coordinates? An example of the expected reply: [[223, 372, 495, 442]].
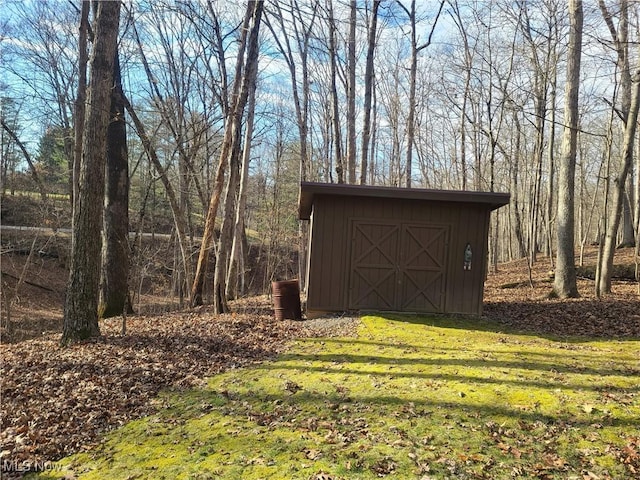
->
[[399, 224, 449, 312], [349, 220, 449, 312], [349, 221, 400, 310]]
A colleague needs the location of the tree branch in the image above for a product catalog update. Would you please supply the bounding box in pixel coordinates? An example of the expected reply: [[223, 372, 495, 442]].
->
[[1, 119, 47, 202]]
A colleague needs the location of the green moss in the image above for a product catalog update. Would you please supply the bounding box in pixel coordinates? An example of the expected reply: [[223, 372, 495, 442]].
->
[[38, 315, 639, 480]]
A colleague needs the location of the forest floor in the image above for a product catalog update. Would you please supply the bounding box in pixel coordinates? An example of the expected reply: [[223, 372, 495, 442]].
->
[[0, 245, 639, 478], [482, 247, 640, 338]]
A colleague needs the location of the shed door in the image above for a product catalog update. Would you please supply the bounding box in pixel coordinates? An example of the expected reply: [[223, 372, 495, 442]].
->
[[399, 224, 449, 312], [349, 221, 400, 309], [349, 221, 449, 312]]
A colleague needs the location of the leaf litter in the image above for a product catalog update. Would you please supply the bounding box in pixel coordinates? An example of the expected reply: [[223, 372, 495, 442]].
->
[[1, 248, 639, 478], [0, 300, 358, 476]]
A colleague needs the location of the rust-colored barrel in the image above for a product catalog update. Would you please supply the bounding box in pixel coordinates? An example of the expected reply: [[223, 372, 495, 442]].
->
[[272, 279, 302, 320]]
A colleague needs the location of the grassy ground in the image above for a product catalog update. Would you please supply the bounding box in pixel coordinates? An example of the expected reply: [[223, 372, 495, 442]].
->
[[32, 314, 639, 480]]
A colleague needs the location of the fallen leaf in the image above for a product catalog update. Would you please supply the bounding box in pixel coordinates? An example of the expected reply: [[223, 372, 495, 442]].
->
[[305, 449, 322, 460], [0, 304, 355, 467]]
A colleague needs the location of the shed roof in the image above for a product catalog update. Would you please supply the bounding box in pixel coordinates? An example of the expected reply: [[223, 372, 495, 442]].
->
[[299, 182, 510, 220]]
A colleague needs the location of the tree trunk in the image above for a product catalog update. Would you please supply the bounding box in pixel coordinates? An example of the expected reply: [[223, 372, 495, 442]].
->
[[553, 0, 582, 299], [397, 0, 444, 188], [398, 0, 418, 188], [226, 82, 256, 300], [599, 0, 634, 249], [635, 136, 640, 289], [449, 0, 472, 190], [595, 108, 615, 298], [360, 1, 380, 185], [213, 130, 241, 313], [370, 84, 378, 183], [191, 0, 263, 308], [404, 0, 417, 188], [62, 0, 120, 344], [635, 134, 640, 253], [100, 50, 131, 318], [598, 68, 640, 293], [123, 95, 193, 307], [459, 54, 470, 191], [73, 0, 89, 212], [620, 185, 636, 246], [346, 0, 357, 184], [597, 0, 639, 293], [327, 0, 343, 184], [545, 60, 558, 261], [263, 1, 317, 290], [510, 114, 526, 259], [636, 137, 640, 240], [528, 72, 547, 267]]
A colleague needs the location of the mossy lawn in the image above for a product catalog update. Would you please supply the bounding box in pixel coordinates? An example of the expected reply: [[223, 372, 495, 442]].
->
[[37, 315, 639, 479]]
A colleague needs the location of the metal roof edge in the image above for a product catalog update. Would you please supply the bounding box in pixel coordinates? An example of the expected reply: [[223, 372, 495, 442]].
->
[[299, 182, 510, 219]]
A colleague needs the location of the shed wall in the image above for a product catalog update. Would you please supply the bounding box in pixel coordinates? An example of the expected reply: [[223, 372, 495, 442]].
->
[[306, 194, 492, 315]]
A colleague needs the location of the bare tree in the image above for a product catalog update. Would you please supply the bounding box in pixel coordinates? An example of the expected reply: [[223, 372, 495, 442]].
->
[[597, 0, 640, 294], [129, 11, 197, 297], [511, 0, 563, 265], [600, 0, 635, 248], [212, 1, 263, 313], [264, 0, 318, 289], [396, 0, 444, 188], [553, 0, 582, 299], [122, 94, 193, 305], [326, 0, 344, 184], [360, 0, 380, 185], [265, 0, 317, 184], [73, 0, 90, 211], [447, 0, 474, 191], [509, 112, 527, 259], [599, 68, 640, 294], [62, 0, 121, 344], [346, 0, 357, 184], [191, 0, 263, 310], [100, 49, 131, 318], [5, 1, 79, 201], [0, 119, 47, 201], [226, 83, 256, 299]]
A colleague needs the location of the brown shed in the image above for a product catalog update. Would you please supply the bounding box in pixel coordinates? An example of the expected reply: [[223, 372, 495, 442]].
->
[[299, 182, 510, 317]]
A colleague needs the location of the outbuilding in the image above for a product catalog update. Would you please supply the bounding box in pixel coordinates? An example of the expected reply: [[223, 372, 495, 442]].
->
[[298, 182, 510, 317]]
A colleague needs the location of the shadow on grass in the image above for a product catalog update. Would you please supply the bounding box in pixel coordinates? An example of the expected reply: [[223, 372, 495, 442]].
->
[[165, 383, 639, 430], [311, 337, 639, 363], [366, 304, 640, 342], [24, 312, 639, 480], [258, 351, 640, 393]]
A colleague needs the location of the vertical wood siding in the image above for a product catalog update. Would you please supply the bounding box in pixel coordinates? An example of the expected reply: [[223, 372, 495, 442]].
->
[[306, 195, 494, 315]]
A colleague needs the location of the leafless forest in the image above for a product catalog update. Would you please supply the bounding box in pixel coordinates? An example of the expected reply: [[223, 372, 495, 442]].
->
[[1, 1, 639, 341]]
